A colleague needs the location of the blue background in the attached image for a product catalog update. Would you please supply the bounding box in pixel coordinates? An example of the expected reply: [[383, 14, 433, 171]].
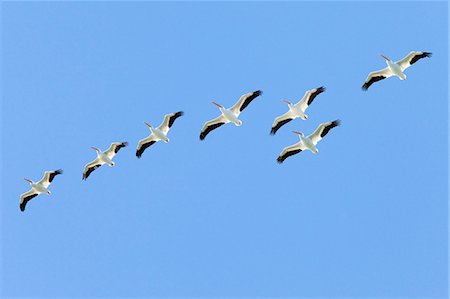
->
[[1, 1, 448, 298]]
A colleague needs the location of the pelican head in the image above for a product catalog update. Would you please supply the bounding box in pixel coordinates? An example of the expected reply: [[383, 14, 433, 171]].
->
[[24, 178, 33, 184], [212, 101, 224, 109], [235, 120, 242, 126], [144, 121, 153, 129], [380, 54, 391, 62], [292, 131, 304, 137], [282, 99, 293, 106]]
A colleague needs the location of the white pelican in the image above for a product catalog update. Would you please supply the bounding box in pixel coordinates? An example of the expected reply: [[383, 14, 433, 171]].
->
[[270, 86, 325, 135], [200, 90, 262, 140], [362, 51, 432, 90], [82, 142, 128, 180], [20, 169, 63, 212], [277, 120, 340, 164], [136, 111, 184, 158]]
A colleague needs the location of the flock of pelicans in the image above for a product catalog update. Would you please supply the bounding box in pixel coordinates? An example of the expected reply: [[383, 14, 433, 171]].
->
[[19, 51, 432, 212]]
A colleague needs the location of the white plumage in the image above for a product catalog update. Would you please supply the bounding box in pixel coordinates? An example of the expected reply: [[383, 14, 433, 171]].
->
[[82, 142, 128, 180], [362, 51, 432, 90], [270, 87, 325, 135], [136, 111, 184, 158], [20, 169, 63, 212], [200, 90, 262, 140], [277, 120, 340, 163]]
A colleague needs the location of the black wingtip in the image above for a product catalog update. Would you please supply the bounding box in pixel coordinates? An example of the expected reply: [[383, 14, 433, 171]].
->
[[317, 86, 326, 93], [55, 169, 63, 175], [255, 90, 263, 96], [424, 52, 432, 57], [177, 111, 185, 116], [276, 157, 283, 164], [332, 119, 341, 127], [270, 129, 276, 135], [20, 205, 25, 212], [122, 142, 129, 147], [361, 84, 369, 91]]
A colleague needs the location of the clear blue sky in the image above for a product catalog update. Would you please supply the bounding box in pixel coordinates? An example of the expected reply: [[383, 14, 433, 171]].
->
[[1, 1, 448, 298]]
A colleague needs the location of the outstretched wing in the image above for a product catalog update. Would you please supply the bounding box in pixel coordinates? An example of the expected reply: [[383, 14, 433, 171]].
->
[[136, 135, 159, 158], [82, 158, 104, 180], [158, 111, 184, 135], [308, 119, 341, 145], [38, 169, 63, 188], [230, 90, 262, 116], [277, 142, 306, 164], [270, 110, 295, 135], [362, 68, 393, 91], [199, 115, 227, 140], [298, 86, 326, 112], [396, 51, 432, 71], [20, 189, 39, 212], [105, 142, 128, 159]]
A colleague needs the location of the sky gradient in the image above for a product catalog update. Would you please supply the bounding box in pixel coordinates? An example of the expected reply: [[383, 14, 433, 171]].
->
[[1, 1, 448, 298]]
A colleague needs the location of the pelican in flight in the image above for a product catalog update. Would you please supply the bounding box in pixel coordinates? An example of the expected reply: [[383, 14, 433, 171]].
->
[[136, 111, 184, 158], [362, 51, 432, 90], [200, 90, 262, 140], [277, 120, 340, 164], [20, 169, 63, 212], [82, 142, 128, 180], [270, 86, 325, 135]]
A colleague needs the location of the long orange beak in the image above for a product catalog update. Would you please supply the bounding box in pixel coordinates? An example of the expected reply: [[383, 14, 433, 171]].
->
[[24, 178, 32, 183], [212, 101, 223, 108], [380, 54, 390, 61], [292, 131, 302, 135], [144, 121, 152, 128], [91, 146, 99, 151], [282, 99, 292, 105]]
